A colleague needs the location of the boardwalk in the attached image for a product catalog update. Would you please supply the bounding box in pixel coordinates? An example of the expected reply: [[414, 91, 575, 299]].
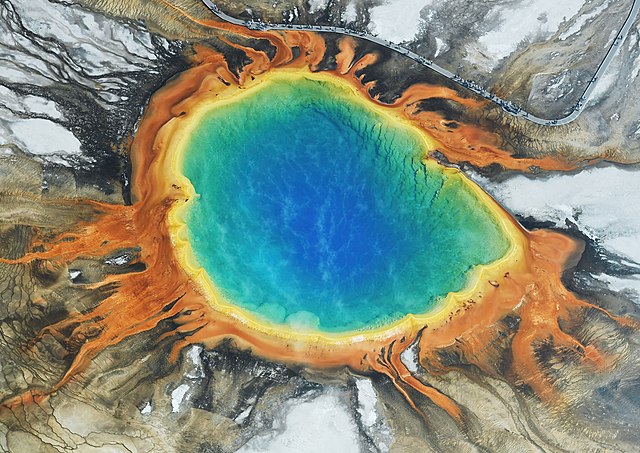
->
[[202, 0, 640, 127]]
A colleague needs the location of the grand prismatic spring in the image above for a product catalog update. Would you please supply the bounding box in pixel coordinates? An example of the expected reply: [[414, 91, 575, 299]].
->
[[172, 72, 511, 334], [1, 1, 638, 450]]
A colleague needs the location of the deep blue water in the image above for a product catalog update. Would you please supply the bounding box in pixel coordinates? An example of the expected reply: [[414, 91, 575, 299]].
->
[[182, 76, 510, 332]]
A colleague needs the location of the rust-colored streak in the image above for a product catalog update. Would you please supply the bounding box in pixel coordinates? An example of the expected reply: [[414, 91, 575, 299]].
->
[[381, 341, 463, 421], [335, 36, 357, 74], [218, 36, 272, 79], [283, 31, 327, 70]]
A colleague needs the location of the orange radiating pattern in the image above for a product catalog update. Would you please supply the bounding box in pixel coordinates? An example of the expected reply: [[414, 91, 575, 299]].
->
[[1, 11, 633, 425]]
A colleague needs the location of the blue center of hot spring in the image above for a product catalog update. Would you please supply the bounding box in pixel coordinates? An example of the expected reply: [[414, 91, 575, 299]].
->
[[182, 75, 509, 332]]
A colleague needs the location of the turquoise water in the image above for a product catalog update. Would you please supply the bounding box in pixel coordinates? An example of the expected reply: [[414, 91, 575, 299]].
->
[[182, 76, 510, 332]]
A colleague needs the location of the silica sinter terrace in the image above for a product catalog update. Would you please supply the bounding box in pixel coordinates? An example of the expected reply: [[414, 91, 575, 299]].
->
[[180, 74, 510, 333]]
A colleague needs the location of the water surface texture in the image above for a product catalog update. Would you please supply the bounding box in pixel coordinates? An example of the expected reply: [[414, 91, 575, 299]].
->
[[183, 75, 510, 332]]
